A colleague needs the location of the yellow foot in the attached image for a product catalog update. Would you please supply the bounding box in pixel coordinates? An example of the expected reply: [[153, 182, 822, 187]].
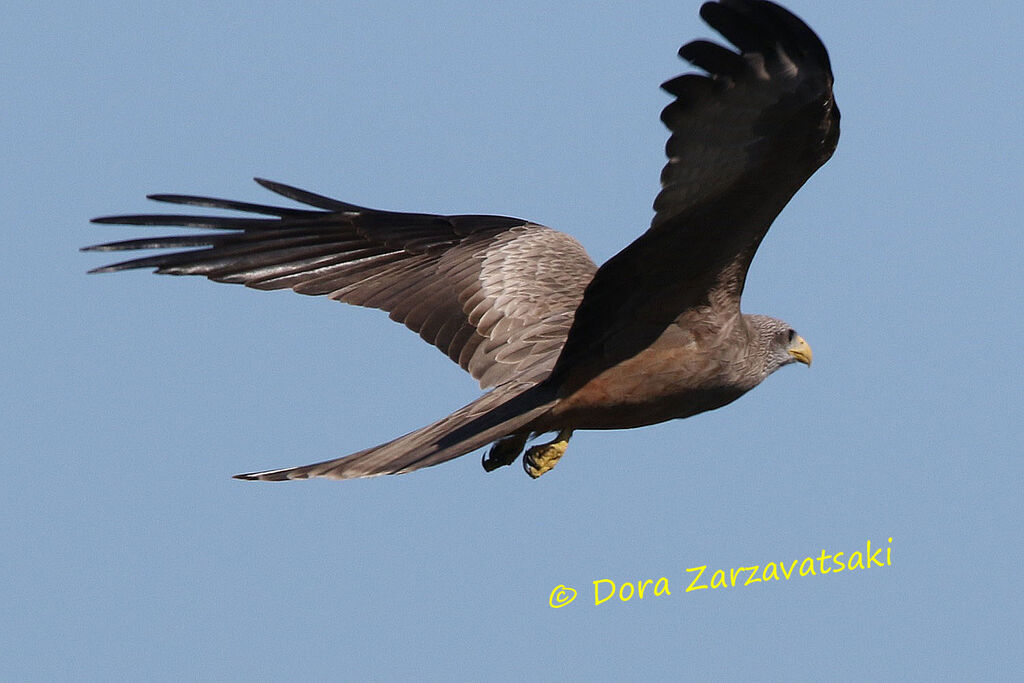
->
[[482, 433, 528, 472], [523, 430, 574, 479]]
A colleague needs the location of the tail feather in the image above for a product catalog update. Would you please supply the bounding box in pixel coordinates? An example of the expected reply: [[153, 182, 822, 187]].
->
[[234, 383, 556, 481]]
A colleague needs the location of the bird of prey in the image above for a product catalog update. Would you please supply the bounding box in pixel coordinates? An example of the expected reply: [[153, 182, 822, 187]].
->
[[85, 0, 839, 482]]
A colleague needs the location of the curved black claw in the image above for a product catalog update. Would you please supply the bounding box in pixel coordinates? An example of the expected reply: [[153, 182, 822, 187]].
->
[[482, 433, 528, 472]]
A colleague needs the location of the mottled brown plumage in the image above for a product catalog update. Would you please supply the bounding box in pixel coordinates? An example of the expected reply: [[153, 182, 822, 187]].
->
[[85, 0, 838, 481]]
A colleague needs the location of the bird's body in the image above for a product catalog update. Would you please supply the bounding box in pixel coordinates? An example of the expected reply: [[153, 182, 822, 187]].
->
[[86, 0, 838, 482], [544, 315, 758, 431]]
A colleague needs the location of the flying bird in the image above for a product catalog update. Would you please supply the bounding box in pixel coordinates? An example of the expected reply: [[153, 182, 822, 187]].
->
[[85, 0, 839, 482]]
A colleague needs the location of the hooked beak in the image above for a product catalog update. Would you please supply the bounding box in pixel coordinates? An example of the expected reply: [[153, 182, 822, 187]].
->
[[788, 335, 813, 367]]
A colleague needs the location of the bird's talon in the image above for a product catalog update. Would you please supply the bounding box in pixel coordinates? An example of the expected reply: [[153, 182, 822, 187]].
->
[[523, 430, 573, 479], [482, 433, 528, 472]]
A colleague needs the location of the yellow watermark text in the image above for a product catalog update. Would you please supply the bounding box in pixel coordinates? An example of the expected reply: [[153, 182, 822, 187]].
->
[[547, 537, 893, 608]]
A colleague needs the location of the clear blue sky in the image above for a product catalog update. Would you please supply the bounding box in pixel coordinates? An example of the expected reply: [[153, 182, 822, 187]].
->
[[4, 1, 1021, 680]]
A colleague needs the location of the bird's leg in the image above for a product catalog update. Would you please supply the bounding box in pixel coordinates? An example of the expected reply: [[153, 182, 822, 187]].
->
[[482, 432, 528, 472], [523, 429, 574, 479]]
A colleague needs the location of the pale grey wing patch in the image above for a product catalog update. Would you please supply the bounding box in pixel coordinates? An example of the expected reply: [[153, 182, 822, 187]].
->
[[464, 227, 596, 388], [86, 179, 597, 389], [327, 224, 594, 389]]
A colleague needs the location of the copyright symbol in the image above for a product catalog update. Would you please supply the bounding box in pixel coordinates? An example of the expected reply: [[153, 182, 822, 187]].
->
[[549, 585, 577, 608]]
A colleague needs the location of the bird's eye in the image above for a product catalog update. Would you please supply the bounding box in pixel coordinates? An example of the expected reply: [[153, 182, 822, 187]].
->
[[787, 329, 796, 342]]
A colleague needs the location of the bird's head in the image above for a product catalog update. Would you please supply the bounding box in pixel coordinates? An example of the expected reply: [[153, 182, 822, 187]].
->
[[747, 315, 813, 376]]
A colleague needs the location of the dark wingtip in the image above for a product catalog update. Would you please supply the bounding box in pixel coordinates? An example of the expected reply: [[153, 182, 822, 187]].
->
[[84, 261, 148, 274], [233, 470, 293, 481], [146, 193, 200, 204], [233, 463, 298, 481], [82, 239, 120, 271], [252, 177, 299, 198], [252, 178, 363, 212]]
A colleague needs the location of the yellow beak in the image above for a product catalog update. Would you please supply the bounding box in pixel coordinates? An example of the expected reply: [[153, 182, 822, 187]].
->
[[788, 335, 813, 367]]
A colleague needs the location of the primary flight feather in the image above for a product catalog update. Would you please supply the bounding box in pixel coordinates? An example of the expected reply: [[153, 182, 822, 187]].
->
[[85, 0, 839, 481]]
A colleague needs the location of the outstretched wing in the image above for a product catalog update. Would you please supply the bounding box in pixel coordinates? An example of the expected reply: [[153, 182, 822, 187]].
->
[[552, 0, 839, 382], [86, 178, 597, 389]]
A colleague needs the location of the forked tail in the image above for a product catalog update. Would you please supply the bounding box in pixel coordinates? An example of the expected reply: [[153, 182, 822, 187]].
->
[[234, 383, 557, 481]]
